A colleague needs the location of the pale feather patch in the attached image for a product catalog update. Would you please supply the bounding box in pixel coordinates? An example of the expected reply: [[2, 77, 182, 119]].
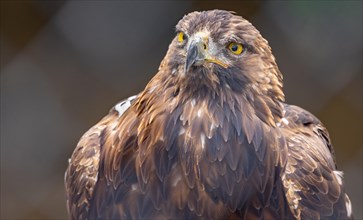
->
[[172, 175, 182, 187], [200, 133, 206, 150], [345, 194, 352, 217], [109, 120, 119, 131], [115, 101, 131, 116], [115, 95, 137, 117], [277, 110, 288, 127], [148, 85, 157, 93], [179, 127, 185, 136], [197, 108, 203, 117], [333, 170, 344, 185], [282, 174, 302, 218], [172, 68, 177, 75], [284, 179, 301, 209], [281, 117, 289, 125], [131, 184, 138, 191], [210, 123, 216, 131], [207, 123, 217, 139]]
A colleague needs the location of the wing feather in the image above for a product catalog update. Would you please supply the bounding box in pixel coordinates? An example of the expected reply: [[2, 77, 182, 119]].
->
[[65, 113, 113, 219], [65, 96, 138, 219], [280, 104, 353, 219]]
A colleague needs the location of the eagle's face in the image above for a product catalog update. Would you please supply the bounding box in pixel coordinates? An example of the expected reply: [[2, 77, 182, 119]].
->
[[175, 12, 253, 75], [160, 10, 282, 101]]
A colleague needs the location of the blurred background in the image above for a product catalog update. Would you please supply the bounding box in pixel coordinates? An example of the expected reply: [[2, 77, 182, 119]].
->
[[1, 1, 362, 219]]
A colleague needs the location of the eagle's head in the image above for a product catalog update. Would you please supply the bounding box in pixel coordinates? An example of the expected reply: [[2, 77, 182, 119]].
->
[[143, 10, 284, 125], [158, 10, 283, 101]]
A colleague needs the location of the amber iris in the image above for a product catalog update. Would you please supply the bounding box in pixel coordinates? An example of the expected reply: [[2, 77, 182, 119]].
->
[[228, 42, 243, 55], [177, 32, 186, 42]]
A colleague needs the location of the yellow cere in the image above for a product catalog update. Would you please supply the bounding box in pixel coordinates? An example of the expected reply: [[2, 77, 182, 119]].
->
[[178, 32, 185, 42], [228, 42, 243, 55]]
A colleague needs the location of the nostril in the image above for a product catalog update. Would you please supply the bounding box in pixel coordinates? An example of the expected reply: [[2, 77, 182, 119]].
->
[[203, 43, 207, 50]]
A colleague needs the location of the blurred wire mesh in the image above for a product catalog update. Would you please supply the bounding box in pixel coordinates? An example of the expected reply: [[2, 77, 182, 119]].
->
[[1, 1, 362, 219]]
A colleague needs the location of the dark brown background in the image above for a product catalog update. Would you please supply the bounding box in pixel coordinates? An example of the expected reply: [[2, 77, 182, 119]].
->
[[1, 1, 362, 219]]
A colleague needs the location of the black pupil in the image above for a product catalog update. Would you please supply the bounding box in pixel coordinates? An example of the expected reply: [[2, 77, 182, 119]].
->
[[231, 44, 238, 51]]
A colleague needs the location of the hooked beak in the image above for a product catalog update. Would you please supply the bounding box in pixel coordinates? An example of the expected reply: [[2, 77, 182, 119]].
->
[[184, 38, 228, 74]]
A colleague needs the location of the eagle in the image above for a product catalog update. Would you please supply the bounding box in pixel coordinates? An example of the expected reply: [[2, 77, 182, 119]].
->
[[65, 10, 353, 220]]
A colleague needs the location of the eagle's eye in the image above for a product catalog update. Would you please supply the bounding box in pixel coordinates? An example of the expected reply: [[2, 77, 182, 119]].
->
[[177, 32, 186, 42], [228, 42, 243, 55]]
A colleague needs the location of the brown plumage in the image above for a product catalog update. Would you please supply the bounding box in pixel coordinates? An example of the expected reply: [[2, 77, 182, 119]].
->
[[65, 10, 353, 219]]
